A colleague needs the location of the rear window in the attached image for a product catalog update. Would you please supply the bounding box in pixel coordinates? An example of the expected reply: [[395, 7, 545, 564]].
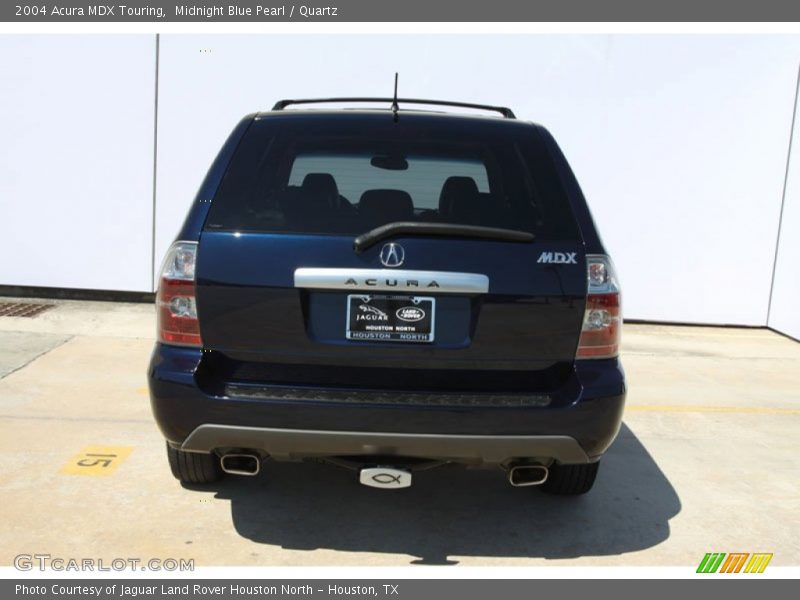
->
[[287, 154, 490, 211], [206, 115, 578, 238]]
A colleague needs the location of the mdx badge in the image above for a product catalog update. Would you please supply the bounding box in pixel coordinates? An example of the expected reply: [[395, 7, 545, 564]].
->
[[379, 243, 405, 267], [537, 251, 578, 265]]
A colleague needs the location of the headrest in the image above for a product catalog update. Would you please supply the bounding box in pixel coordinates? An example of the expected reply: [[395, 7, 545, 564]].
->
[[439, 176, 479, 216], [359, 189, 414, 223], [302, 173, 339, 208], [279, 187, 330, 224]]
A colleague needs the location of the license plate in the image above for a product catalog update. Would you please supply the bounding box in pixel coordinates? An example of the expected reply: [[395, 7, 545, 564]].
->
[[346, 295, 435, 343]]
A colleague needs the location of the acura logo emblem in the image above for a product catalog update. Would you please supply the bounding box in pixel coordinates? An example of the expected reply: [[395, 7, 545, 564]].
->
[[379, 243, 405, 268]]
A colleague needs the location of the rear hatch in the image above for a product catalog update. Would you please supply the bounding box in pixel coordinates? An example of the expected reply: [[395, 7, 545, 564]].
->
[[194, 112, 586, 393]]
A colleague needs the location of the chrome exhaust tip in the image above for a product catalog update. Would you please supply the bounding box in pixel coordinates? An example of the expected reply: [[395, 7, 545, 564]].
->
[[507, 464, 548, 487], [220, 453, 261, 476]]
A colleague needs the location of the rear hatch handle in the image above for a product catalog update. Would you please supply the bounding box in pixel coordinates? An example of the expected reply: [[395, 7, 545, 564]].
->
[[353, 222, 535, 253]]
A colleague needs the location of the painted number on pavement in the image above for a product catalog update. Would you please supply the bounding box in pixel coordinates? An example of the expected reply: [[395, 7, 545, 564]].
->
[[62, 446, 133, 476]]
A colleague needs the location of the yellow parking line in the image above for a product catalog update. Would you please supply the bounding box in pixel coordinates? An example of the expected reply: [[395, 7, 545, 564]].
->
[[626, 404, 800, 415]]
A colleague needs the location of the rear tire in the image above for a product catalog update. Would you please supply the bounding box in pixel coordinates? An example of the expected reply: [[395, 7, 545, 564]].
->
[[540, 461, 599, 495], [166, 442, 222, 484]]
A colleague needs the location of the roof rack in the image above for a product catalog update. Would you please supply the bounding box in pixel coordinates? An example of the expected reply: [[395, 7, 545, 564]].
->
[[271, 97, 516, 119]]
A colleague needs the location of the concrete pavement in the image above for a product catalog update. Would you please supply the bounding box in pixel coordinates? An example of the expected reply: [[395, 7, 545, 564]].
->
[[0, 298, 798, 566]]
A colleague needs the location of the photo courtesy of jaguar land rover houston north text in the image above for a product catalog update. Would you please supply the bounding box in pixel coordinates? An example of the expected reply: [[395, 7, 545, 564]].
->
[[148, 96, 626, 495]]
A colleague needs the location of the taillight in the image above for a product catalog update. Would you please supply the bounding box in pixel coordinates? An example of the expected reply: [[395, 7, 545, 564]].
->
[[156, 241, 201, 347], [576, 254, 621, 359]]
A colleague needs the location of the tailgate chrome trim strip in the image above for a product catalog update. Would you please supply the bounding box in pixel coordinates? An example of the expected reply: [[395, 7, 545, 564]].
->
[[293, 268, 489, 294]]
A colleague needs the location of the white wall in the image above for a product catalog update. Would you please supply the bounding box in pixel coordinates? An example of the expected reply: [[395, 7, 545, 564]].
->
[[590, 37, 798, 326], [768, 70, 800, 341], [0, 34, 798, 336], [156, 35, 800, 326], [0, 35, 156, 292]]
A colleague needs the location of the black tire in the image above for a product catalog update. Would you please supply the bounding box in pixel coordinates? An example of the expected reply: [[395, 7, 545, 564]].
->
[[166, 442, 222, 484], [540, 461, 599, 495]]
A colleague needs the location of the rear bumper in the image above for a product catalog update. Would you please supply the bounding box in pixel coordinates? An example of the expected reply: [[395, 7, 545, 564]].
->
[[181, 425, 592, 465], [148, 344, 626, 464]]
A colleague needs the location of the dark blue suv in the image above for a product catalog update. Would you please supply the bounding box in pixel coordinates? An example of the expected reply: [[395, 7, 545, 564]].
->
[[148, 98, 625, 495]]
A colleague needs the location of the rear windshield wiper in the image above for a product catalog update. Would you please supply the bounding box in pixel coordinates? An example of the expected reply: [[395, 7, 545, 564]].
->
[[353, 221, 535, 253]]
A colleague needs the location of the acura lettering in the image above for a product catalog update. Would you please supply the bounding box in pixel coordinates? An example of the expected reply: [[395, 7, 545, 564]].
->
[[344, 278, 440, 289]]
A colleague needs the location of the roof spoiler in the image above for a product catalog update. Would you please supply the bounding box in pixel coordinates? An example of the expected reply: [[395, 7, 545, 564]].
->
[[271, 97, 516, 119]]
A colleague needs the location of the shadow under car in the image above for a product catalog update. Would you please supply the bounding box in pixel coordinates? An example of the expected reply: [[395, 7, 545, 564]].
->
[[193, 423, 679, 565]]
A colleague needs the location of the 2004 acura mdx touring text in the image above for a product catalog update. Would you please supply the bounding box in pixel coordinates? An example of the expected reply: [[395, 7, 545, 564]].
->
[[148, 96, 626, 495]]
